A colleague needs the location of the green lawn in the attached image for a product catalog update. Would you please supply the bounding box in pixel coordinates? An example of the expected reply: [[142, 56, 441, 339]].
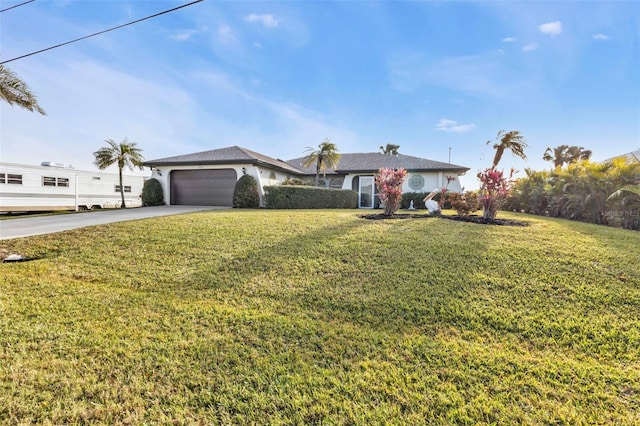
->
[[1, 210, 638, 424]]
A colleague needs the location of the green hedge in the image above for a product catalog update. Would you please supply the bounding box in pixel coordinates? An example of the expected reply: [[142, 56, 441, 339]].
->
[[401, 191, 453, 210], [264, 185, 358, 209]]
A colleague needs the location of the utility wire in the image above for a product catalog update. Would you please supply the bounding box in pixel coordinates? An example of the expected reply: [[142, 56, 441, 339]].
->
[[0, 0, 204, 64], [0, 0, 35, 13]]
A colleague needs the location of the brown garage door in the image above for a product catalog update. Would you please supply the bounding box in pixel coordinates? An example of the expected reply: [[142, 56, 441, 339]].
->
[[170, 169, 237, 206]]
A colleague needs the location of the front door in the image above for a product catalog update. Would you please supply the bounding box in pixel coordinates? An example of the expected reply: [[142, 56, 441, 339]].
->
[[359, 176, 374, 209]]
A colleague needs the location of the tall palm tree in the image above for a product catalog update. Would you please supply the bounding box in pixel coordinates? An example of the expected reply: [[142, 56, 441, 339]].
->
[[380, 143, 400, 156], [566, 146, 592, 164], [543, 145, 592, 168], [302, 138, 341, 187], [0, 64, 46, 114], [543, 145, 569, 168], [487, 130, 527, 168], [93, 138, 144, 208]]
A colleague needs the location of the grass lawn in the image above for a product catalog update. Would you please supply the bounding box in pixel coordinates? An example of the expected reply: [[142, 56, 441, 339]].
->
[[1, 210, 639, 424]]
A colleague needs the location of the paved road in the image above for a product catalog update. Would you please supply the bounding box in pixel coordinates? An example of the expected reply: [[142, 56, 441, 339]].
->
[[0, 206, 228, 240]]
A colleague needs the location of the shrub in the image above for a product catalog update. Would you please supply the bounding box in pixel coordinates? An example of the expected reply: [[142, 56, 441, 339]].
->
[[141, 178, 164, 206], [478, 167, 516, 220], [233, 174, 260, 208], [449, 191, 480, 215], [401, 192, 428, 210], [376, 168, 407, 215], [401, 192, 454, 210], [264, 186, 357, 209], [282, 177, 312, 186]]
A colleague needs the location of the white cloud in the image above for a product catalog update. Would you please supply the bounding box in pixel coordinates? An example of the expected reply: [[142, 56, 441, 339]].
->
[[539, 21, 562, 36], [170, 30, 197, 41], [523, 43, 539, 52], [593, 33, 611, 40], [217, 25, 234, 41], [502, 37, 518, 43], [244, 13, 280, 28], [435, 119, 476, 133]]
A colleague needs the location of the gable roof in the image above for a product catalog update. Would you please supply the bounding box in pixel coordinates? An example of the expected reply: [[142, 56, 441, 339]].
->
[[143, 146, 302, 174], [287, 152, 469, 175]]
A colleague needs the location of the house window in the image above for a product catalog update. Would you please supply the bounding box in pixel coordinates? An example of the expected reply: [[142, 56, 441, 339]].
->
[[115, 185, 132, 193], [5, 174, 23, 185], [43, 176, 70, 187]]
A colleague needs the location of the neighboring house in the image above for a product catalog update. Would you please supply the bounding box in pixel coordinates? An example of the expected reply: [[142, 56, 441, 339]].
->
[[143, 146, 469, 208], [600, 149, 640, 164]]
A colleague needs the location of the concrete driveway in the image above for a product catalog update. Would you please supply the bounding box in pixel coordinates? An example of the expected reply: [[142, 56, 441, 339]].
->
[[0, 206, 228, 240]]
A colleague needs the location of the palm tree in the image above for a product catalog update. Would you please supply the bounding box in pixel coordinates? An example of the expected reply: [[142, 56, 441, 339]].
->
[[93, 138, 145, 208], [543, 145, 569, 168], [543, 145, 592, 168], [566, 146, 592, 164], [302, 138, 341, 187], [0, 64, 46, 114], [380, 143, 400, 156], [487, 130, 527, 168]]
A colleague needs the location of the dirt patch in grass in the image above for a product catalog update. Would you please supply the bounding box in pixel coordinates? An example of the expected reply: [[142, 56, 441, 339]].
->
[[360, 213, 529, 227]]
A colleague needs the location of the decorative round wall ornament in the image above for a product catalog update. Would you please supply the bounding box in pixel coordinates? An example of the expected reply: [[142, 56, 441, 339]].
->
[[408, 174, 425, 191]]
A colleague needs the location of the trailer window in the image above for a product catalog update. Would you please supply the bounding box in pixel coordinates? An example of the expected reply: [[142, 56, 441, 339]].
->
[[43, 176, 57, 186], [0, 173, 4, 184], [6, 174, 22, 185], [43, 176, 70, 187], [115, 185, 132, 193]]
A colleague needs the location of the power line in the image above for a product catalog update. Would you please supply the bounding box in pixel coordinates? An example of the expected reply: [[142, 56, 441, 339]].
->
[[0, 0, 35, 13], [0, 0, 204, 65]]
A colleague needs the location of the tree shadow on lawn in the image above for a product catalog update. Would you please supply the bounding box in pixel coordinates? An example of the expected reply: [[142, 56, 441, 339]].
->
[[172, 210, 640, 361], [172, 213, 513, 336]]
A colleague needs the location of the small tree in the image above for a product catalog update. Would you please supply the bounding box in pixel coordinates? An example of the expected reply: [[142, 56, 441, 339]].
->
[[302, 138, 341, 187], [380, 143, 400, 156], [477, 167, 516, 220], [93, 138, 144, 208], [375, 168, 407, 216], [233, 174, 260, 208]]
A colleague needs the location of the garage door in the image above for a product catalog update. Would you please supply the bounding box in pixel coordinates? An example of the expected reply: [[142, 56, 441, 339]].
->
[[170, 169, 238, 206]]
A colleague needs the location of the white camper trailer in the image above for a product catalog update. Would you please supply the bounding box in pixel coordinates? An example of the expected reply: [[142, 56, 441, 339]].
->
[[0, 162, 145, 213]]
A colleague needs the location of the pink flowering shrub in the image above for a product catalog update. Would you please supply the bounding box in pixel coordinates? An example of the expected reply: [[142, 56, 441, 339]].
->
[[477, 167, 516, 220], [434, 175, 457, 209], [376, 167, 407, 215]]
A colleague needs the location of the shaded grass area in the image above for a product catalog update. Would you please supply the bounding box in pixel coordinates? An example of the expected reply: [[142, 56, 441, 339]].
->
[[1, 210, 639, 424]]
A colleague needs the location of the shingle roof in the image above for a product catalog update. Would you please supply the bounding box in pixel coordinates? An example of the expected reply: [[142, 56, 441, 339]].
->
[[144, 146, 470, 176], [143, 146, 302, 174], [287, 152, 469, 175]]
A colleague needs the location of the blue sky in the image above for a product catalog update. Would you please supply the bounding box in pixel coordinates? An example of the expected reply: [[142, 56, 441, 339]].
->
[[1, 0, 639, 189]]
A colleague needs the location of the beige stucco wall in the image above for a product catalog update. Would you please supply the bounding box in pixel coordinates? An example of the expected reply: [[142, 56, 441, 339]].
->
[[342, 171, 465, 193]]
